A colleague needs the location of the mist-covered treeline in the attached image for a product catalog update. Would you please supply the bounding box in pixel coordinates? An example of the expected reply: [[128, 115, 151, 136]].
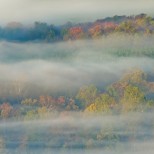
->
[[0, 18, 154, 153], [0, 69, 154, 153], [0, 34, 154, 118], [0, 68, 154, 119], [0, 14, 154, 42]]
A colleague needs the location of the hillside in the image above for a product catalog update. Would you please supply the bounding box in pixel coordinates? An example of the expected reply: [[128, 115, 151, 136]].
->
[[0, 14, 154, 42]]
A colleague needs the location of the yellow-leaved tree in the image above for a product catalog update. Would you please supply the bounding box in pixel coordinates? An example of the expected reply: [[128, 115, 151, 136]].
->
[[120, 85, 145, 113], [85, 94, 116, 114]]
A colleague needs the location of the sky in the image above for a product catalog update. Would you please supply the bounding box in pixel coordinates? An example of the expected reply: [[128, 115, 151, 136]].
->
[[0, 0, 154, 25]]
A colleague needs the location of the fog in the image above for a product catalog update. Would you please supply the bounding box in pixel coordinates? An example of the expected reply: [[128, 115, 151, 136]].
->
[[0, 0, 154, 25], [0, 34, 154, 153], [0, 1, 154, 153], [0, 35, 154, 96], [0, 112, 154, 153]]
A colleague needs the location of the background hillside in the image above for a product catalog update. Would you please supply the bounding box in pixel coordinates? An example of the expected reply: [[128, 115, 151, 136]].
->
[[0, 14, 154, 42]]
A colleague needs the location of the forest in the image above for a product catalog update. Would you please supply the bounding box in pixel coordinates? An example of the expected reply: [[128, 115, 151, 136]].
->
[[0, 69, 154, 119], [0, 68, 154, 153], [0, 13, 154, 154], [0, 14, 154, 42]]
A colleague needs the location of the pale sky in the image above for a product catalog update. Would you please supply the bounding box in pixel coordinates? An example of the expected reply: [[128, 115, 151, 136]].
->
[[0, 0, 154, 25]]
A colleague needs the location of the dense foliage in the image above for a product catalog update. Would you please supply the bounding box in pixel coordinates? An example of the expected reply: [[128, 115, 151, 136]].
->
[[0, 14, 154, 152], [0, 14, 154, 42], [0, 69, 154, 152], [0, 69, 154, 119]]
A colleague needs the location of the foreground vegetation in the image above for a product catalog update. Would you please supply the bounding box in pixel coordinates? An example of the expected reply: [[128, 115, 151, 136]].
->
[[0, 13, 154, 152], [0, 69, 154, 119], [0, 69, 154, 152]]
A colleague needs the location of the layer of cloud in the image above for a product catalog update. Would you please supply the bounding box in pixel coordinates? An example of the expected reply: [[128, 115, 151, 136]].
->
[[0, 112, 154, 153], [0, 35, 154, 96]]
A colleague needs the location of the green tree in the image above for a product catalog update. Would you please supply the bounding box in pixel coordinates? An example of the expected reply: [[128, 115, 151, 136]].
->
[[85, 94, 116, 114], [37, 106, 49, 119], [76, 85, 99, 107], [121, 69, 147, 85], [46, 30, 56, 41], [116, 21, 137, 34], [120, 85, 145, 112], [65, 98, 79, 111], [24, 110, 37, 120], [61, 28, 69, 40]]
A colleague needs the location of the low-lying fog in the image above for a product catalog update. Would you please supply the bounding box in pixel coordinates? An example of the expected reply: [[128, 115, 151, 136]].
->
[[0, 35, 154, 153], [0, 35, 154, 96], [0, 112, 154, 154]]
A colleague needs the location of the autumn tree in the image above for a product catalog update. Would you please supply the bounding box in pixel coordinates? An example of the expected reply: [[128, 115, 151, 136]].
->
[[69, 26, 84, 40], [21, 98, 38, 106], [121, 69, 147, 85], [0, 103, 13, 119], [24, 110, 37, 120], [120, 69, 148, 93], [115, 20, 137, 34], [102, 22, 118, 34], [107, 81, 129, 100], [107, 69, 147, 100], [57, 96, 65, 105], [65, 98, 79, 111], [85, 94, 116, 114], [20, 98, 38, 116], [37, 106, 49, 119], [39, 95, 56, 109], [76, 85, 99, 107], [135, 14, 154, 34], [88, 24, 103, 38], [120, 85, 145, 113]]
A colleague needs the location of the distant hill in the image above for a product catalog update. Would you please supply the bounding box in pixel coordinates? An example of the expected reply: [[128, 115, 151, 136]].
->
[[0, 13, 154, 42]]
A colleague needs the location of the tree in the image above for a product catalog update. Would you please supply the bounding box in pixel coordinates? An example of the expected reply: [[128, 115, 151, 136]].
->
[[65, 98, 79, 111], [37, 106, 48, 118], [76, 85, 99, 107], [61, 28, 69, 40], [107, 69, 147, 100], [39, 95, 56, 109], [24, 110, 37, 120], [21, 98, 37, 106], [57, 96, 65, 105], [0, 103, 13, 119], [120, 85, 145, 112], [85, 94, 116, 114], [46, 29, 56, 41], [20, 98, 38, 116], [115, 20, 137, 34], [88, 24, 103, 38], [69, 26, 84, 40], [33, 22, 49, 39], [120, 69, 148, 93], [121, 69, 147, 85], [102, 22, 118, 34]]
